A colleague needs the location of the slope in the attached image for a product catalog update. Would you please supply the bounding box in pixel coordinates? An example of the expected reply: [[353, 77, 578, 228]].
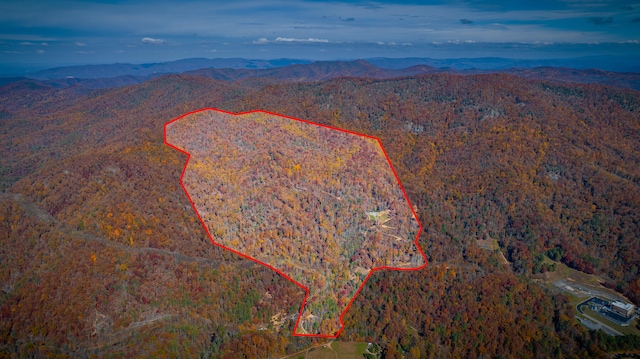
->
[[1, 72, 639, 357]]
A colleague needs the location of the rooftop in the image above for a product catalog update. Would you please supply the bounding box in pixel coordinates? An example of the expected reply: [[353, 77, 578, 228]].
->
[[611, 301, 635, 310]]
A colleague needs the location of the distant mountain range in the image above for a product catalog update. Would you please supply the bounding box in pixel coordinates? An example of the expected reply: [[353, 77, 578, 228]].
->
[[8, 55, 640, 81], [24, 58, 312, 80], [2, 58, 639, 92], [182, 60, 440, 83], [366, 55, 640, 72]]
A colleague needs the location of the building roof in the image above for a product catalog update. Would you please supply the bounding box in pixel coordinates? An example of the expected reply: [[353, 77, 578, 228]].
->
[[611, 301, 635, 310]]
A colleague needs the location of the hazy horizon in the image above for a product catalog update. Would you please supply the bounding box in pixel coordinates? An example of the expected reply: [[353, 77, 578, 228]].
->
[[2, 0, 639, 70], [4, 54, 640, 78]]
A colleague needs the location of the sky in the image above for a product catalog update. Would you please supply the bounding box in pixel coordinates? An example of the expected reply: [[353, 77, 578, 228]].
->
[[1, 0, 640, 69]]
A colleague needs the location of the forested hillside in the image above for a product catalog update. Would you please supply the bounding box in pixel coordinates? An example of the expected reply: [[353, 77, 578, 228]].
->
[[167, 109, 424, 336], [1, 72, 639, 357]]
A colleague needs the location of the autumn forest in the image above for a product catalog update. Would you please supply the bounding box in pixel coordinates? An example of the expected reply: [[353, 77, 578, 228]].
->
[[1, 62, 640, 358], [166, 108, 424, 336]]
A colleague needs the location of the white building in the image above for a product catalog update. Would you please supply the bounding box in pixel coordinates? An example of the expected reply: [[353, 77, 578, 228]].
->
[[611, 301, 635, 317]]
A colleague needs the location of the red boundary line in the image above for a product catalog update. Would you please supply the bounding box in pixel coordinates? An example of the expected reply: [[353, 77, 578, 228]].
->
[[163, 107, 428, 338]]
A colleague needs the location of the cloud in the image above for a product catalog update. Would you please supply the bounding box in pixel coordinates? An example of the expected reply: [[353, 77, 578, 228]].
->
[[21, 41, 48, 46], [36, 49, 45, 54], [448, 40, 476, 44], [141, 37, 166, 44], [374, 41, 411, 46], [589, 16, 613, 25], [275, 37, 329, 43], [75, 50, 94, 54], [0, 0, 637, 63]]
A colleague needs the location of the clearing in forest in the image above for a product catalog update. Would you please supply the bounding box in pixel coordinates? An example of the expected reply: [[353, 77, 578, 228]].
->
[[164, 108, 426, 337]]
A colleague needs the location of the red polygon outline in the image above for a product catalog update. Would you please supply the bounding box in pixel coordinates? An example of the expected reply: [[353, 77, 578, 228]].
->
[[164, 107, 428, 338]]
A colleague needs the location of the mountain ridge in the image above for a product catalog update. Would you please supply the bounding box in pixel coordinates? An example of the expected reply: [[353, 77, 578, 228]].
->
[[26, 57, 313, 80], [2, 59, 639, 91], [13, 55, 640, 81]]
